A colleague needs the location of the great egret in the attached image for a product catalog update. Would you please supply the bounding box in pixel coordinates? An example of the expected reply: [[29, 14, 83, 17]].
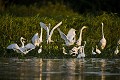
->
[[114, 46, 119, 55], [7, 37, 35, 54], [40, 21, 62, 44], [99, 22, 106, 49], [92, 47, 96, 55], [38, 45, 42, 53], [96, 45, 101, 54], [117, 39, 120, 45], [69, 46, 80, 56], [77, 41, 86, 59], [57, 28, 76, 46], [32, 27, 43, 46], [63, 47, 67, 54], [76, 26, 87, 46]]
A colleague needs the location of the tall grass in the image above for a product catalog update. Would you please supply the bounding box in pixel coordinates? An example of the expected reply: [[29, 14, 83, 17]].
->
[[0, 3, 120, 58]]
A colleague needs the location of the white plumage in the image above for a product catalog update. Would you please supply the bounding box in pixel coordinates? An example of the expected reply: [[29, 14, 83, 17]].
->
[[62, 47, 67, 54], [7, 37, 35, 54], [40, 21, 62, 44], [32, 27, 43, 46], [38, 45, 42, 53], [99, 22, 106, 49], [92, 47, 96, 55], [96, 45, 101, 54], [114, 46, 119, 55], [77, 41, 86, 59], [117, 39, 120, 45], [57, 28, 76, 46], [76, 26, 87, 46]]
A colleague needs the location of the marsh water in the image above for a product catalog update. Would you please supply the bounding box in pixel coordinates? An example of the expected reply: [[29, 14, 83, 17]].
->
[[0, 58, 120, 80]]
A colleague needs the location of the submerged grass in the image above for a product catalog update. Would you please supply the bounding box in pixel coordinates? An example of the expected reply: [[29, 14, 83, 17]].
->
[[0, 3, 120, 58]]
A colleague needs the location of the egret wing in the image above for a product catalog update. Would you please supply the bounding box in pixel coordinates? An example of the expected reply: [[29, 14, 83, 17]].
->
[[49, 21, 62, 37], [40, 22, 48, 31], [25, 43, 35, 50], [57, 28, 69, 42], [67, 28, 76, 41], [39, 27, 43, 42], [40, 22, 49, 39], [32, 33, 40, 46], [7, 44, 20, 50]]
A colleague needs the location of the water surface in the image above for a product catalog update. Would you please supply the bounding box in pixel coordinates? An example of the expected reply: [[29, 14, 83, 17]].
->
[[0, 58, 120, 80]]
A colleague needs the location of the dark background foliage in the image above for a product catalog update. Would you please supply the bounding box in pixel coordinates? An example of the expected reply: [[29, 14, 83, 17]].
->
[[1, 0, 120, 13]]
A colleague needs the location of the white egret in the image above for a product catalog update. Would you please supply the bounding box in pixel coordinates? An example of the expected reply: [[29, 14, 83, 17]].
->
[[63, 47, 67, 54], [92, 47, 96, 55], [38, 45, 42, 53], [69, 46, 80, 56], [76, 26, 87, 46], [114, 46, 119, 55], [57, 28, 76, 46], [99, 22, 106, 49], [32, 27, 43, 46], [117, 39, 120, 45], [77, 41, 86, 59], [7, 37, 35, 54], [40, 21, 62, 44], [77, 47, 85, 59], [96, 45, 101, 54]]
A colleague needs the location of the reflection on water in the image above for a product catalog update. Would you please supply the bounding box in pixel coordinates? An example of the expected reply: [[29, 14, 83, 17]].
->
[[0, 58, 120, 80]]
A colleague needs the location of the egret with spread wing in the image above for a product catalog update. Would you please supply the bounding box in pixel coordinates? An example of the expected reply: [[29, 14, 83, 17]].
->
[[7, 37, 35, 54], [57, 28, 76, 46], [40, 21, 62, 44], [32, 27, 43, 46]]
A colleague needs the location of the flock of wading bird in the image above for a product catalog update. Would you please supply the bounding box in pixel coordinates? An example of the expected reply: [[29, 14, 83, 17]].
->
[[7, 21, 120, 58]]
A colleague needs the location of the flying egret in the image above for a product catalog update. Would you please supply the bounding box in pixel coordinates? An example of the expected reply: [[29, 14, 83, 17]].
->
[[40, 21, 62, 44], [99, 22, 106, 49], [32, 27, 43, 46], [57, 28, 76, 46], [96, 45, 101, 54], [7, 37, 35, 55], [92, 47, 96, 55], [76, 26, 87, 46], [114, 46, 119, 55]]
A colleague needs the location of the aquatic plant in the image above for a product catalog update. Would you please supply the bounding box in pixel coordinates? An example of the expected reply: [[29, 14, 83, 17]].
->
[[0, 4, 120, 58]]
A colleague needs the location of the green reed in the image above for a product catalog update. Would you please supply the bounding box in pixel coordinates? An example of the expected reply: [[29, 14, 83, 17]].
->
[[0, 3, 120, 58]]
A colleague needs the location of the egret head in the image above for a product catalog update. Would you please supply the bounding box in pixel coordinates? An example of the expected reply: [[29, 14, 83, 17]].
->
[[36, 33, 38, 35], [71, 28, 76, 31], [101, 22, 104, 26], [81, 26, 87, 30], [48, 23, 51, 29], [20, 37, 26, 41], [20, 37, 26, 44]]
